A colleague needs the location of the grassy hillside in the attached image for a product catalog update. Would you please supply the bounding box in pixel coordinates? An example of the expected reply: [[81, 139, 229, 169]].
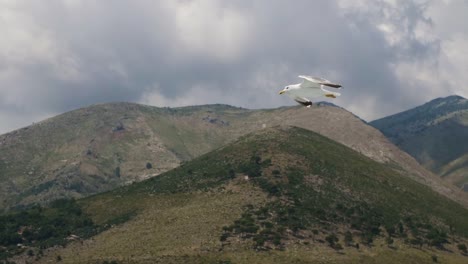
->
[[5, 126, 467, 263], [370, 95, 468, 189], [0, 103, 250, 210], [3, 102, 462, 212]]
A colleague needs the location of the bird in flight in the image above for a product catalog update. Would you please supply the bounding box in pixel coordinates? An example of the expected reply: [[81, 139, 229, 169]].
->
[[279, 75, 342, 107]]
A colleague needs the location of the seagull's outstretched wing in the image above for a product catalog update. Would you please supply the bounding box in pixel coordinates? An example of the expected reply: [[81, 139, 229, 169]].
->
[[299, 75, 342, 89]]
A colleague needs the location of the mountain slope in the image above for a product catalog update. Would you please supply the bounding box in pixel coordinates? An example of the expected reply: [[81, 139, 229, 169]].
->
[[1, 102, 466, 211], [370, 95, 468, 189], [8, 126, 468, 263]]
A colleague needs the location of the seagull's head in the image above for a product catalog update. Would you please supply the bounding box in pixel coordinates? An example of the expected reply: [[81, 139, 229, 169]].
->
[[279, 86, 290, 95]]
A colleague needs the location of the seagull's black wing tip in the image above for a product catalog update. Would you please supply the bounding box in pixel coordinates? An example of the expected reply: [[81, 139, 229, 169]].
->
[[294, 99, 313, 107]]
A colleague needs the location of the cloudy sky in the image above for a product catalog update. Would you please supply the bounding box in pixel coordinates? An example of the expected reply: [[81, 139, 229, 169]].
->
[[1, 0, 468, 134]]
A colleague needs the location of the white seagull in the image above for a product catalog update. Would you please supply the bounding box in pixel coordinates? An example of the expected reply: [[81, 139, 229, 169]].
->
[[279, 75, 342, 107]]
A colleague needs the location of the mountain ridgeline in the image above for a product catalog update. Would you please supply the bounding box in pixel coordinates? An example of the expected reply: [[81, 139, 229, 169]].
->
[[371, 95, 468, 190], [5, 127, 468, 263], [2, 102, 463, 211]]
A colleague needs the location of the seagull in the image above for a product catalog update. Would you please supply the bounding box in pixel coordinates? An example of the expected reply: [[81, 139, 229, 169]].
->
[[279, 75, 342, 107]]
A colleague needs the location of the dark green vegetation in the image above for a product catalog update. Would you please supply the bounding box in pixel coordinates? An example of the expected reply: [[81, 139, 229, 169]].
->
[[0, 199, 95, 260], [0, 197, 139, 262], [15, 126, 464, 263], [3, 101, 445, 212], [371, 95, 468, 189], [204, 127, 468, 250]]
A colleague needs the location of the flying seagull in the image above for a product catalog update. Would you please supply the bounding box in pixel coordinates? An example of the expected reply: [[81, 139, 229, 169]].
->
[[279, 75, 342, 107]]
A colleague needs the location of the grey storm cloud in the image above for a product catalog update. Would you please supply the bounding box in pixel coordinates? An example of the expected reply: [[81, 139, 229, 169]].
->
[[1, 0, 468, 134]]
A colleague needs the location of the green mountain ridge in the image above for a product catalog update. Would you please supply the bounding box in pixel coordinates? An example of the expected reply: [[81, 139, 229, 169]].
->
[[5, 126, 468, 263], [1, 102, 466, 211], [370, 95, 468, 189]]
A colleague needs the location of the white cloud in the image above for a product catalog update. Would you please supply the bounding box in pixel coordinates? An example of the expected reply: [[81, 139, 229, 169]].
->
[[0, 2, 84, 81], [336, 0, 468, 119], [173, 0, 252, 62], [1, 0, 468, 133], [384, 0, 468, 105], [439, 34, 468, 98]]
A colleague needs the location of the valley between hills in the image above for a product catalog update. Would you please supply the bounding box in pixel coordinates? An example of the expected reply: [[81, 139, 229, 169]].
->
[[371, 95, 468, 191]]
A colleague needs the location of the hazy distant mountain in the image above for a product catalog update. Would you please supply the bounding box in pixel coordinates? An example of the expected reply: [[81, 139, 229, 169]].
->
[[7, 127, 467, 263], [371, 95, 468, 190], [1, 102, 465, 211]]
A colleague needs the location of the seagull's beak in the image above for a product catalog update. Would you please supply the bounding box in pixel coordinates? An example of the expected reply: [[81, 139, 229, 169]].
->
[[279, 90, 285, 95]]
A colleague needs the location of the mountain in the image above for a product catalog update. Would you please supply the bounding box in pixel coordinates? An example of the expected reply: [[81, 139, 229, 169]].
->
[[1, 102, 466, 211], [4, 127, 468, 263], [370, 95, 468, 190]]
